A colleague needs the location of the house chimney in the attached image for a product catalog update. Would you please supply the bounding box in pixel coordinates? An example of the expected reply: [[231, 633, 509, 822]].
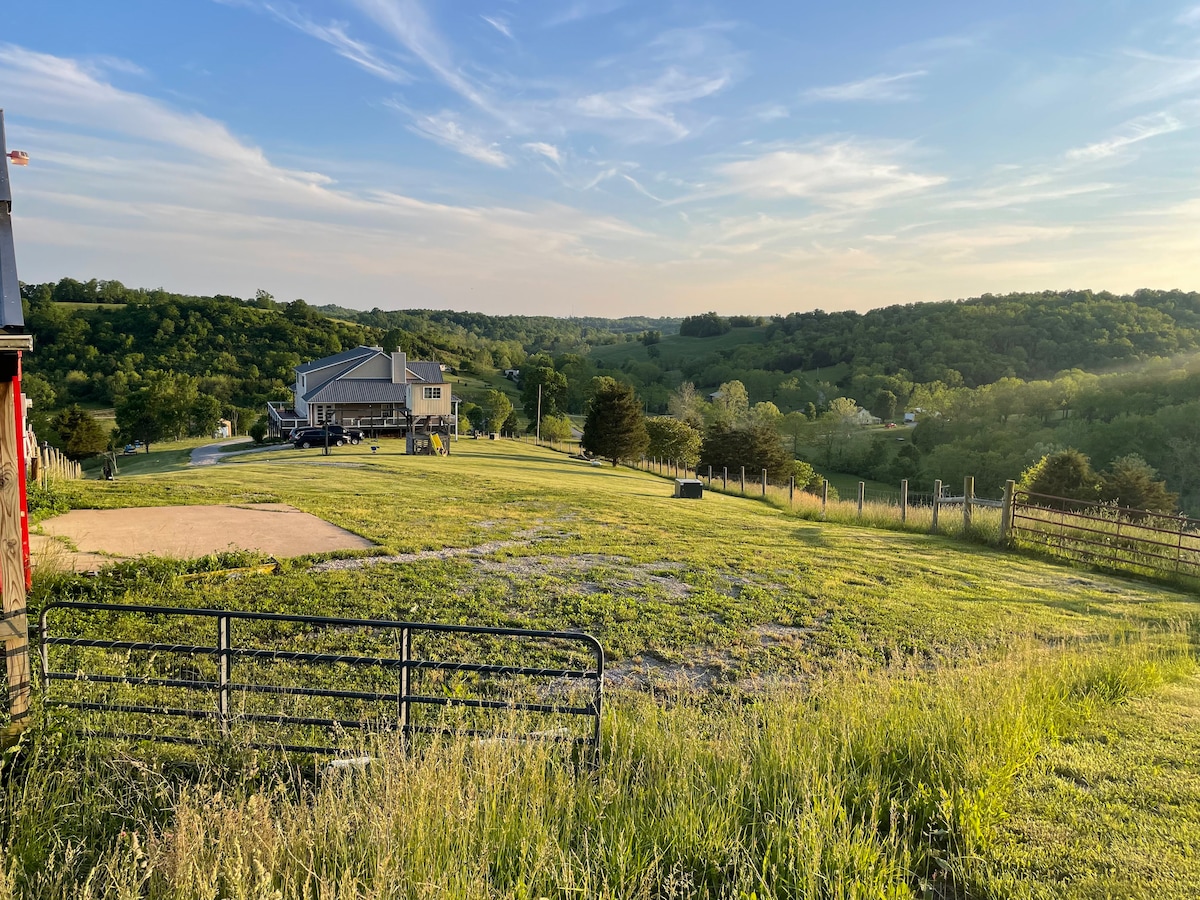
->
[[391, 351, 407, 384]]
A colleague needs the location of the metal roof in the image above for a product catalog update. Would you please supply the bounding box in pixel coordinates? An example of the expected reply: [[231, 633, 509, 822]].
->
[[295, 345, 376, 375], [405, 361, 445, 384], [304, 380, 411, 404]]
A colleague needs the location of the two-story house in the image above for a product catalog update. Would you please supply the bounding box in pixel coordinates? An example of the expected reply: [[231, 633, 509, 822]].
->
[[267, 346, 458, 442]]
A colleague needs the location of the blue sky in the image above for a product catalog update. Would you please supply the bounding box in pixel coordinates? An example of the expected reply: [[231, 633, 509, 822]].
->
[[2, 1, 1199, 315]]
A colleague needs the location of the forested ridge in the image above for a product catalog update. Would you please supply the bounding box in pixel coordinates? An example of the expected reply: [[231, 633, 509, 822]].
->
[[19, 277, 1200, 510]]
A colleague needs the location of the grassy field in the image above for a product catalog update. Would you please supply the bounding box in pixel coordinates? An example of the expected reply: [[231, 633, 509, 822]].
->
[[5, 438, 1200, 897]]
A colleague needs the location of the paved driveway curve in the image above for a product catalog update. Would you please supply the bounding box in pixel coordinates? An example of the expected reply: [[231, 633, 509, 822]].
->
[[189, 439, 293, 466]]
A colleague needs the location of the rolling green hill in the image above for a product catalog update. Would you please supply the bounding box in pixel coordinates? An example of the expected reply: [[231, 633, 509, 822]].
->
[[9, 437, 1200, 897]]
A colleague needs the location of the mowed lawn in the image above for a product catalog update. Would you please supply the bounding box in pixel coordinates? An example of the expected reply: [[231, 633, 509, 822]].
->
[[13, 438, 1199, 899], [51, 436, 1197, 680]]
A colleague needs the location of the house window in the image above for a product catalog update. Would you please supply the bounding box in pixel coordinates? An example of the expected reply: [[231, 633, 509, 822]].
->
[[315, 405, 333, 424], [423, 387, 442, 400]]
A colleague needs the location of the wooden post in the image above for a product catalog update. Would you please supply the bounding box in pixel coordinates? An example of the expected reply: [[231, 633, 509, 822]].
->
[[723, 467, 727, 490], [1000, 480, 1015, 546], [761, 468, 767, 497], [857, 481, 865, 517], [963, 476, 974, 530], [707, 465, 712, 486], [0, 376, 30, 736], [740, 466, 745, 494], [821, 479, 828, 520], [900, 479, 908, 524], [789, 476, 794, 505], [931, 480, 941, 534]]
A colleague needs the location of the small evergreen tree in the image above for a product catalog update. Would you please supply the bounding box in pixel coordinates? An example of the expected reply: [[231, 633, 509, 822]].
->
[[1099, 454, 1177, 513], [582, 378, 649, 466], [1018, 449, 1099, 508], [51, 405, 109, 460]]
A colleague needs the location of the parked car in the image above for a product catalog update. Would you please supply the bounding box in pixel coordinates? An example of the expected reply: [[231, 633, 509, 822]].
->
[[291, 425, 366, 448]]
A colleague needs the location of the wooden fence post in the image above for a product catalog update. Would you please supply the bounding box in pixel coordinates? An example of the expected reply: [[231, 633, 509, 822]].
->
[[707, 465, 712, 486], [931, 480, 942, 534], [821, 479, 828, 520], [0, 376, 30, 737], [857, 482, 864, 517], [1000, 480, 1015, 545], [900, 479, 908, 524], [789, 476, 795, 505], [740, 467, 745, 494], [761, 468, 767, 497], [723, 467, 727, 490], [963, 476, 974, 530]]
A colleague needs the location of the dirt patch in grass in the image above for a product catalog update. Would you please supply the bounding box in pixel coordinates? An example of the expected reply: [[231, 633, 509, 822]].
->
[[34, 504, 376, 572]]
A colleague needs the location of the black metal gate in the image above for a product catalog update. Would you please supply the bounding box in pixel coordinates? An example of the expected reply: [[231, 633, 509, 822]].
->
[[39, 602, 604, 760]]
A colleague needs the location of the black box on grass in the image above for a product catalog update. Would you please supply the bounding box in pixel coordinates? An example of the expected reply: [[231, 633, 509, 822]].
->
[[674, 478, 703, 499]]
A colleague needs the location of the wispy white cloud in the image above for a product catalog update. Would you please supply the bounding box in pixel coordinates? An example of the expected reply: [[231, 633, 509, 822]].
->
[[544, 0, 624, 28], [621, 173, 664, 202], [397, 107, 511, 167], [942, 178, 1111, 211], [1179, 5, 1200, 26], [222, 1, 412, 83], [0, 43, 659, 304], [574, 68, 729, 140], [697, 141, 945, 209], [803, 71, 926, 102], [753, 104, 789, 122], [1065, 111, 1183, 161], [1119, 50, 1200, 105], [481, 15, 513, 40], [523, 142, 561, 165], [349, 0, 497, 115], [84, 55, 148, 77]]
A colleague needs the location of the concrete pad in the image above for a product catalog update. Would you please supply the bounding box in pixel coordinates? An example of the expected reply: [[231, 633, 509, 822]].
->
[[35, 504, 375, 571]]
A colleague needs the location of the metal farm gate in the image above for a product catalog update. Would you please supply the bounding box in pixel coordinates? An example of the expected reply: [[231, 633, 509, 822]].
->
[[1010, 490, 1200, 581], [38, 602, 604, 762]]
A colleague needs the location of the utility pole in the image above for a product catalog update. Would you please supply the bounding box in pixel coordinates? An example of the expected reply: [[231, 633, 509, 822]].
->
[[0, 110, 34, 745]]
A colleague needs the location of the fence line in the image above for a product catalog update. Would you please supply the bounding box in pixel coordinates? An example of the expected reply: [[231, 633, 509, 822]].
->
[[633, 459, 1003, 543], [30, 444, 82, 485]]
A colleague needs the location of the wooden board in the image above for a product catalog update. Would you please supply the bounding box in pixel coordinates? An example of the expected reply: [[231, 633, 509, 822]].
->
[[0, 379, 30, 726]]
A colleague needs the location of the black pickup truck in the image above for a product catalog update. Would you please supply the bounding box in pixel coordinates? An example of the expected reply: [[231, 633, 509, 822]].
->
[[291, 425, 366, 448]]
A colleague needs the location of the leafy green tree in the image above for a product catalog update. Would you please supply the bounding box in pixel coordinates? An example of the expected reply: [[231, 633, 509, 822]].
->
[[709, 380, 749, 426], [189, 393, 223, 437], [51, 405, 109, 460], [116, 373, 182, 451], [1018, 449, 1100, 506], [746, 401, 782, 429], [582, 378, 649, 466], [521, 366, 568, 426], [249, 418, 268, 444], [679, 311, 731, 337], [540, 413, 573, 443], [872, 389, 898, 421], [483, 390, 513, 433], [667, 381, 705, 429], [700, 423, 793, 483], [645, 417, 702, 467], [501, 409, 519, 436], [1099, 454, 1177, 513]]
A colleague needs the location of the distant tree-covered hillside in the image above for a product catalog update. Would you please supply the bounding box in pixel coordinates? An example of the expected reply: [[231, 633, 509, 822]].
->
[[767, 289, 1200, 386]]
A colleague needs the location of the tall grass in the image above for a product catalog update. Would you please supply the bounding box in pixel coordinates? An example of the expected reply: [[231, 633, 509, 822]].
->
[[2, 639, 1192, 899], [637, 461, 1003, 545]]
